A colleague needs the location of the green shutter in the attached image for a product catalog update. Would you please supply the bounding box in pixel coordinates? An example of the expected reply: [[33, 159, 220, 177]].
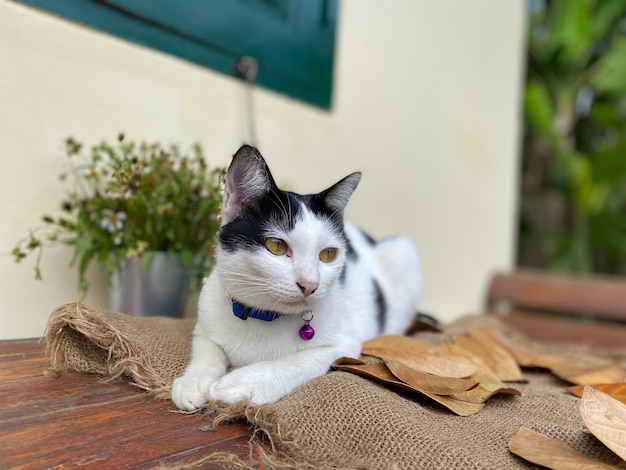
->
[[15, 0, 337, 109]]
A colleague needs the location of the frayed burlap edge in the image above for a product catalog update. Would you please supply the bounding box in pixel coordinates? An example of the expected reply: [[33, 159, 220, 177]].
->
[[44, 301, 177, 398], [149, 392, 373, 469], [160, 400, 375, 470], [162, 449, 361, 470]]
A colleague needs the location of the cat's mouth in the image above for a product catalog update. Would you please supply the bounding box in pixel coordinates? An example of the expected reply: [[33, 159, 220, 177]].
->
[[278, 298, 314, 313]]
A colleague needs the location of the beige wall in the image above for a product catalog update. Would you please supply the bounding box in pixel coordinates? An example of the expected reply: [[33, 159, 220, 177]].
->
[[0, 1, 525, 339]]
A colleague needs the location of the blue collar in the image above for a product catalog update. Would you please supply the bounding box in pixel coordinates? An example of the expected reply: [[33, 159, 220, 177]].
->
[[230, 297, 279, 322]]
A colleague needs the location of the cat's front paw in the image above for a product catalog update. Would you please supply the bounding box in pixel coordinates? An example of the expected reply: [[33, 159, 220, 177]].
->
[[209, 368, 280, 405], [172, 373, 217, 411]]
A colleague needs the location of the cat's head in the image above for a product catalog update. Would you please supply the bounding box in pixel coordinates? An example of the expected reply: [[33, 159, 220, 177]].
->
[[216, 145, 361, 315]]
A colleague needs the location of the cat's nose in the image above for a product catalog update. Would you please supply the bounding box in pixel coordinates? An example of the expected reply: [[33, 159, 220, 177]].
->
[[297, 281, 318, 297]]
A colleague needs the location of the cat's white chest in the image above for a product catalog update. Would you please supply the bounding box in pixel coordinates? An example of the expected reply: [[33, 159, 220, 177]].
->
[[197, 274, 348, 367]]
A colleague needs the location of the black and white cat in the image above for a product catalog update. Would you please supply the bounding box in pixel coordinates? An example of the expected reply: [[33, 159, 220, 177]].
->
[[172, 145, 422, 410]]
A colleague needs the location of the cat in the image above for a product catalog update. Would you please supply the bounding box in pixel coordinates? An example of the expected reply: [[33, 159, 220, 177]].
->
[[172, 145, 422, 410]]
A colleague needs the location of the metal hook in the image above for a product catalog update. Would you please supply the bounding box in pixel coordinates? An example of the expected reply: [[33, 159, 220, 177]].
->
[[236, 56, 259, 148]]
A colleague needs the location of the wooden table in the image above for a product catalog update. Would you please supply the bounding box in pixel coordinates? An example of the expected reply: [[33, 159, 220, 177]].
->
[[4, 270, 626, 468], [0, 339, 254, 469]]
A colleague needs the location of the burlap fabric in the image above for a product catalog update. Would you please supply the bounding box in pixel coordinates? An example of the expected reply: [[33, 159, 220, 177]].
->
[[45, 302, 194, 398], [44, 302, 626, 469]]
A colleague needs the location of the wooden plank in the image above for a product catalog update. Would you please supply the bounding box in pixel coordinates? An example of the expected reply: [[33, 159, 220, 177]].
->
[[1, 387, 252, 468], [0, 339, 255, 469], [130, 433, 255, 469], [487, 270, 626, 321], [496, 309, 626, 348], [0, 338, 44, 356], [0, 374, 142, 422], [0, 353, 49, 380], [0, 338, 48, 382]]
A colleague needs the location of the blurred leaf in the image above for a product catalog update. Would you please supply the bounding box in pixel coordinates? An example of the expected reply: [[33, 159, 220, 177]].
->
[[180, 249, 194, 267], [569, 383, 626, 405], [547, 0, 593, 65], [566, 363, 626, 385], [505, 343, 626, 385], [525, 80, 557, 139], [587, 183, 611, 215], [592, 39, 626, 96], [77, 248, 96, 296], [591, 142, 626, 183], [71, 234, 92, 267], [140, 251, 155, 273], [587, 102, 618, 125], [591, 212, 626, 255], [590, 0, 626, 40], [560, 152, 594, 212]]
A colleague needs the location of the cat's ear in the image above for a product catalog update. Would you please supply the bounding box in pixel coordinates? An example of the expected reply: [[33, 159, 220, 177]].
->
[[321, 172, 361, 213], [221, 145, 276, 224]]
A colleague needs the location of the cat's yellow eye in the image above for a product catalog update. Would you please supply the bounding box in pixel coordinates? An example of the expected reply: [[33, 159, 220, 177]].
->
[[319, 247, 338, 263], [265, 237, 288, 256]]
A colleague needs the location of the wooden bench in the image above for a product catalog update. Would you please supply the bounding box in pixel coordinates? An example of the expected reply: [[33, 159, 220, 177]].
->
[[487, 270, 626, 348]]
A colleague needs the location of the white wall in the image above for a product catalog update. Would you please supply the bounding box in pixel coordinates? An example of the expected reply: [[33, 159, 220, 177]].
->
[[0, 0, 525, 339]]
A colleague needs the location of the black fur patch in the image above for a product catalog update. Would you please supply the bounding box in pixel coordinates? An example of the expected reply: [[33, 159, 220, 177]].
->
[[219, 189, 348, 253], [304, 193, 346, 235], [359, 227, 377, 245], [220, 189, 301, 252], [338, 238, 358, 285], [373, 278, 387, 334]]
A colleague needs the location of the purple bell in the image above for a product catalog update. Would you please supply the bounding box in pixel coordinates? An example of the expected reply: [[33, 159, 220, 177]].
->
[[299, 321, 315, 341]]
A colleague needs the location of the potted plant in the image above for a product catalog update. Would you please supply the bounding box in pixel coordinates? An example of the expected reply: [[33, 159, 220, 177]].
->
[[12, 133, 224, 317]]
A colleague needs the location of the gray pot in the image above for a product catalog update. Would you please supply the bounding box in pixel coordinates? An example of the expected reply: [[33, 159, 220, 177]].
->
[[108, 252, 191, 317]]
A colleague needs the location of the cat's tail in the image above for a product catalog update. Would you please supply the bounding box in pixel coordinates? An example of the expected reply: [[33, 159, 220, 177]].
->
[[404, 311, 440, 336]]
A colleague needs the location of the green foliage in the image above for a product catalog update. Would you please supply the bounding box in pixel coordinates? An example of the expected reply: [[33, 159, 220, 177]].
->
[[13, 134, 225, 292], [520, 0, 626, 274]]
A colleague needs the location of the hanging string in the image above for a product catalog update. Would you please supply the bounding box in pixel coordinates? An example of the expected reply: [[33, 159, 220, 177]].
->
[[236, 56, 259, 148]]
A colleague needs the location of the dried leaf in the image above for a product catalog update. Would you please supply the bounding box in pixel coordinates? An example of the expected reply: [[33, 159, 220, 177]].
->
[[334, 362, 484, 416], [566, 364, 626, 386], [333, 356, 366, 366], [453, 381, 521, 404], [505, 345, 626, 386], [385, 360, 478, 395], [442, 342, 522, 403], [454, 328, 525, 382], [363, 335, 477, 378], [580, 386, 626, 461], [507, 347, 587, 377], [403, 350, 478, 378], [508, 426, 620, 469], [362, 335, 432, 358], [569, 383, 626, 405]]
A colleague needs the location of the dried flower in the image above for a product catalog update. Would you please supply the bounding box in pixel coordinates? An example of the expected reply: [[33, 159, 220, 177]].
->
[[112, 232, 123, 246], [13, 134, 225, 293], [100, 209, 127, 233]]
